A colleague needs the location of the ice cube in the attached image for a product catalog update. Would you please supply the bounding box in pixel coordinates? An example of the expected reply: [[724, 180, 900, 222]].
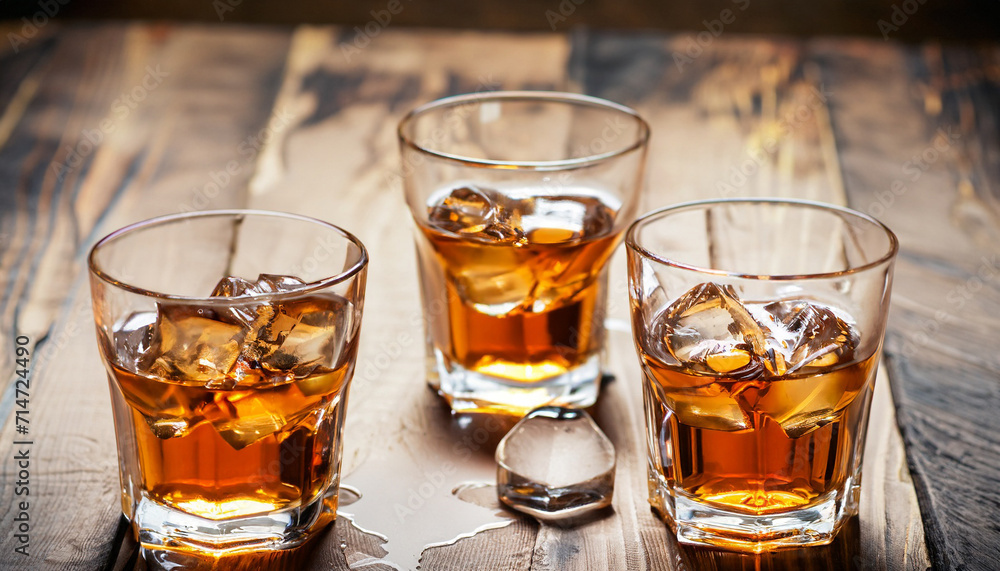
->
[[253, 274, 309, 293], [521, 195, 614, 243], [120, 381, 201, 439], [207, 380, 329, 450], [645, 370, 751, 431], [496, 406, 615, 522], [522, 196, 587, 243], [738, 300, 868, 437], [528, 276, 592, 313], [261, 321, 338, 375], [144, 414, 203, 439], [227, 358, 265, 387], [662, 384, 751, 432], [427, 186, 524, 243], [111, 364, 209, 439], [741, 366, 871, 438], [271, 300, 342, 371], [207, 392, 289, 450], [112, 312, 158, 370], [660, 283, 767, 379], [240, 309, 302, 364], [211, 276, 256, 297], [146, 305, 243, 383], [211, 274, 309, 298], [453, 266, 536, 315], [580, 196, 615, 237], [762, 300, 859, 373], [233, 295, 349, 381], [210, 274, 309, 329]]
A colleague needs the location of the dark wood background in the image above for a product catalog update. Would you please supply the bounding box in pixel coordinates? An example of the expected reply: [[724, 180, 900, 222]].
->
[[1, 0, 999, 41]]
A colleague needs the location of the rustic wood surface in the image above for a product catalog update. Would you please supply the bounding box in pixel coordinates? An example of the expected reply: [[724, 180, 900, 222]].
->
[[818, 41, 1000, 571], [0, 22, 994, 571]]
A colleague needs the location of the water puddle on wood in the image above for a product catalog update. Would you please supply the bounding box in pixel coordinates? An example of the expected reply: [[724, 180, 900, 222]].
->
[[337, 412, 520, 569]]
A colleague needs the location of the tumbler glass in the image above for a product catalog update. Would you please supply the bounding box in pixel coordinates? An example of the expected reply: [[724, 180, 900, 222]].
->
[[89, 210, 367, 554], [626, 199, 897, 551], [399, 91, 649, 414]]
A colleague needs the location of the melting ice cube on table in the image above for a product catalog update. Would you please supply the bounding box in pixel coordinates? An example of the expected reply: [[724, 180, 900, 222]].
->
[[496, 407, 615, 522]]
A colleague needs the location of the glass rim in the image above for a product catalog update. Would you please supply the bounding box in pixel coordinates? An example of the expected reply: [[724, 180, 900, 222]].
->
[[397, 90, 651, 171], [87, 209, 369, 302], [625, 198, 899, 281]]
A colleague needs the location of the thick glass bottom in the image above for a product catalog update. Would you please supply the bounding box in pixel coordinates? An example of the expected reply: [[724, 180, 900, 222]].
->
[[430, 347, 602, 414], [132, 487, 338, 555], [648, 467, 859, 553]]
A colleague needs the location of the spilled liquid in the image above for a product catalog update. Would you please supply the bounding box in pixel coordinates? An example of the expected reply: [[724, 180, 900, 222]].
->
[[336, 416, 519, 569]]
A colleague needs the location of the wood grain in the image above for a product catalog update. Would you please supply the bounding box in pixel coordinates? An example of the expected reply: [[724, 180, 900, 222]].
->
[[0, 22, 983, 571], [0, 23, 292, 570], [814, 39, 1000, 571], [240, 27, 572, 571], [566, 31, 931, 570]]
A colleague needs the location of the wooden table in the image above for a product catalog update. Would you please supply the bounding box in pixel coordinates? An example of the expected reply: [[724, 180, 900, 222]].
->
[[0, 23, 996, 571]]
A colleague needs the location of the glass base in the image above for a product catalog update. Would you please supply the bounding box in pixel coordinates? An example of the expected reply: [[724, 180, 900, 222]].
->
[[648, 468, 858, 553], [132, 488, 338, 555], [429, 347, 602, 414]]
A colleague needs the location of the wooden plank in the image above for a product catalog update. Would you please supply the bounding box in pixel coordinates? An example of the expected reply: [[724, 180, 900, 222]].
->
[[0, 23, 56, 152], [542, 30, 929, 571], [232, 25, 574, 571], [0, 24, 950, 571], [110, 28, 927, 570], [0, 23, 292, 570], [815, 39, 1000, 570]]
